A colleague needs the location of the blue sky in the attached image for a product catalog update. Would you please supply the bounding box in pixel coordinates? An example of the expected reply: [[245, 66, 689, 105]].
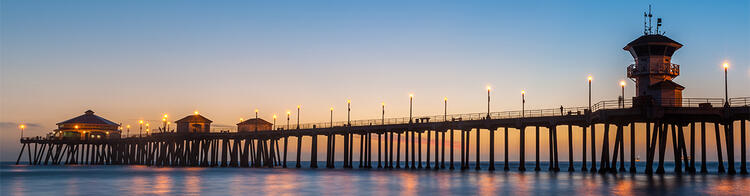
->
[[1, 0, 748, 161]]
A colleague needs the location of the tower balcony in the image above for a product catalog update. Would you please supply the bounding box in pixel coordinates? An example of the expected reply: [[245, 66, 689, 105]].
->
[[627, 63, 680, 78]]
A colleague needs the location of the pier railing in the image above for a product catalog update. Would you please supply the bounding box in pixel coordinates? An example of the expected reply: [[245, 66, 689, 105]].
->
[[21, 97, 750, 141], [277, 106, 590, 130], [284, 97, 744, 130]]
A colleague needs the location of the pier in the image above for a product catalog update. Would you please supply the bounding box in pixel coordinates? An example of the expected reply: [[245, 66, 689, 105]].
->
[[17, 97, 750, 174]]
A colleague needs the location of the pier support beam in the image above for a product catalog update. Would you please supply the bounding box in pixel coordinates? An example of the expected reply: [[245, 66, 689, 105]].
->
[[726, 122, 736, 174], [426, 130, 431, 169], [715, 123, 725, 173], [520, 126, 526, 171], [396, 131, 401, 168], [389, 132, 394, 168], [296, 136, 302, 168], [476, 128, 481, 170], [582, 126, 587, 171], [590, 124, 596, 172], [310, 135, 318, 168], [411, 130, 415, 169], [460, 129, 465, 170], [434, 130, 439, 170], [568, 125, 574, 172], [630, 122, 636, 173], [741, 120, 747, 174], [489, 127, 495, 171], [504, 127, 509, 171], [535, 126, 541, 171], [441, 130, 446, 169], [689, 122, 696, 173], [700, 122, 708, 173], [599, 124, 610, 173], [450, 129, 455, 170], [378, 132, 383, 168]]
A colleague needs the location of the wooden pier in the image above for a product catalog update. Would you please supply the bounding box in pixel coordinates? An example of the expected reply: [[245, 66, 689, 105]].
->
[[16, 97, 750, 174]]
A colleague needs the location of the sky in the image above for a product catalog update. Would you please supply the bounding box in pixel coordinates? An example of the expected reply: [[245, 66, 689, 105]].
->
[[1, 0, 748, 162]]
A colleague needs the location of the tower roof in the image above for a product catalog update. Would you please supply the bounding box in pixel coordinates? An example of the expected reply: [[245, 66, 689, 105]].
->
[[624, 34, 682, 50], [175, 114, 213, 123], [57, 110, 119, 126]]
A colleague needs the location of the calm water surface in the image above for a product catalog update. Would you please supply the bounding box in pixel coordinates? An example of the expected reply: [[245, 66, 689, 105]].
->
[[2, 162, 749, 195]]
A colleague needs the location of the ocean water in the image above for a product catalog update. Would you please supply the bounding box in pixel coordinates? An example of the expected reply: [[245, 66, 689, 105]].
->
[[2, 162, 749, 195]]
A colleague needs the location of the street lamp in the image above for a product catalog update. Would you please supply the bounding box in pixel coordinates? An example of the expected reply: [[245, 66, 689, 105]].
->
[[273, 114, 277, 130], [286, 111, 291, 131], [620, 80, 626, 108], [145, 123, 150, 136], [487, 86, 491, 118], [521, 90, 526, 118], [347, 100, 351, 126], [588, 76, 592, 111], [444, 97, 447, 121], [297, 105, 301, 129], [409, 94, 414, 123], [723, 62, 729, 107], [19, 124, 25, 139], [330, 107, 334, 127], [139, 120, 144, 137], [126, 125, 130, 137], [381, 102, 385, 125], [255, 109, 259, 132], [162, 114, 168, 133]]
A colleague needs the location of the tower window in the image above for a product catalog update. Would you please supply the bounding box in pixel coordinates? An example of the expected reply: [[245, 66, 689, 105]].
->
[[649, 45, 666, 55]]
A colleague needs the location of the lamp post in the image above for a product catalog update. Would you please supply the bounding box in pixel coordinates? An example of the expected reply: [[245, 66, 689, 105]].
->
[[126, 125, 130, 137], [19, 124, 25, 139], [162, 114, 168, 133], [409, 94, 414, 123], [139, 120, 143, 138], [255, 109, 259, 132], [297, 105, 301, 129], [145, 123, 150, 136], [330, 107, 334, 127], [382, 102, 385, 125], [487, 86, 491, 118], [444, 97, 447, 121], [620, 80, 626, 108], [588, 76, 592, 112], [724, 63, 729, 107], [273, 115, 277, 130], [286, 111, 290, 131], [347, 100, 351, 126], [522, 90, 526, 118]]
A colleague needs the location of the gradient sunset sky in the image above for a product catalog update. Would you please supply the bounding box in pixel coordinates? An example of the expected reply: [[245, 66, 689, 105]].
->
[[1, 0, 748, 161]]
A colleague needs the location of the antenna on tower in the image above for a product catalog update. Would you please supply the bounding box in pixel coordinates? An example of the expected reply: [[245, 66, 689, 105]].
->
[[656, 18, 662, 35], [643, 12, 648, 35], [647, 5, 653, 35]]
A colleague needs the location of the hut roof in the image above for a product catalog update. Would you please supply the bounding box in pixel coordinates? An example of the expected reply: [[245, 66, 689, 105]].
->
[[237, 118, 272, 126], [57, 110, 119, 126], [175, 114, 213, 123]]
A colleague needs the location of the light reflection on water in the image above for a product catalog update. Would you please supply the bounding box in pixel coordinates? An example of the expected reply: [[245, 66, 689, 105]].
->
[[2, 163, 749, 195]]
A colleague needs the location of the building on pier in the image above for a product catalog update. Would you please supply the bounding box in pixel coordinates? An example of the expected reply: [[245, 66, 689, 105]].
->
[[237, 118, 273, 132], [54, 110, 120, 140], [175, 113, 212, 133], [625, 14, 685, 107]]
